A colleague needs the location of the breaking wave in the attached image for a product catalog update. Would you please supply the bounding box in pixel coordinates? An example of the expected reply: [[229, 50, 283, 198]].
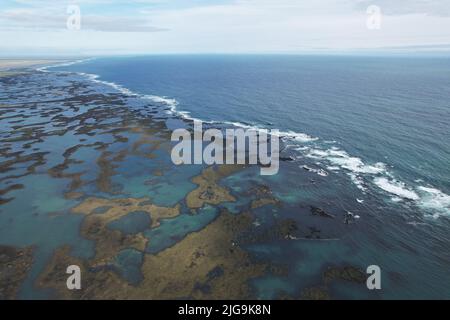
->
[[37, 59, 450, 219]]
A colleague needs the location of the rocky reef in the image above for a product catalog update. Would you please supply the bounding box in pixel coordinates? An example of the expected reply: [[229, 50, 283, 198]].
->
[[38, 210, 267, 299], [0, 69, 370, 300], [186, 165, 242, 209], [0, 245, 34, 299]]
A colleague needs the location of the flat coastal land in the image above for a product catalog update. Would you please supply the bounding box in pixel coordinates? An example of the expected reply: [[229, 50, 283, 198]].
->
[[0, 59, 64, 76]]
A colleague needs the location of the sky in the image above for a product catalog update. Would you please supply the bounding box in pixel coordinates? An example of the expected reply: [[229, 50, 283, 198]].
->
[[1, 0, 450, 56]]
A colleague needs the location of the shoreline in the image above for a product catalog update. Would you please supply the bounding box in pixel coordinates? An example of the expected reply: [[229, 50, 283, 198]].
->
[[0, 56, 449, 299], [2, 57, 446, 219], [0, 67, 279, 299], [0, 59, 67, 77], [35, 57, 450, 219]]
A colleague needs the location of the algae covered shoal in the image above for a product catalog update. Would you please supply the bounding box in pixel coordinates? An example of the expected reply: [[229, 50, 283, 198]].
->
[[0, 68, 375, 300]]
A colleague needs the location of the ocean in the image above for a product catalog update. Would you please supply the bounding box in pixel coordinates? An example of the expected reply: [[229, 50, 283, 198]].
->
[[56, 55, 450, 219], [1, 54, 449, 299]]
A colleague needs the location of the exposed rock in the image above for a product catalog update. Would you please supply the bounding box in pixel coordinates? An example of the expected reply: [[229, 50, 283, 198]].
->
[[280, 156, 294, 162], [301, 286, 330, 300], [323, 266, 366, 284], [250, 197, 280, 210], [310, 206, 335, 219], [238, 219, 299, 244], [37, 211, 267, 299], [72, 197, 180, 263], [186, 165, 242, 209], [0, 245, 34, 300]]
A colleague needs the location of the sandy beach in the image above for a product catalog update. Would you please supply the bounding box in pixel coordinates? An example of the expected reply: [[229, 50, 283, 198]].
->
[[0, 59, 65, 77], [0, 59, 60, 70]]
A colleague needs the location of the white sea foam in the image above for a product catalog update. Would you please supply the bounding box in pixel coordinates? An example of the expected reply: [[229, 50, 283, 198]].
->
[[295, 146, 310, 152], [348, 173, 367, 191], [146, 95, 178, 108], [373, 180, 449, 218], [281, 131, 318, 143], [36, 59, 182, 117], [300, 165, 329, 177], [417, 187, 450, 218], [306, 148, 386, 175], [78, 66, 450, 220], [36, 58, 94, 73], [374, 177, 420, 201], [39, 58, 450, 220]]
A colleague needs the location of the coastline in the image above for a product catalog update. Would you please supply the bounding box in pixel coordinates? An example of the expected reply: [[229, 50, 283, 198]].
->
[[0, 57, 449, 299], [39, 57, 449, 219], [0, 59, 67, 77], [0, 66, 291, 299]]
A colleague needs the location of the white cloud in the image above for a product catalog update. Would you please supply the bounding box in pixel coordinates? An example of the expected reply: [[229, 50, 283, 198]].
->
[[0, 3, 165, 32], [1, 0, 450, 55], [355, 0, 450, 16]]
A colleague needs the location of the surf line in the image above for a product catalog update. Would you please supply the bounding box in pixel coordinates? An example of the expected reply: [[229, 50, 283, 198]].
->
[[171, 120, 280, 176]]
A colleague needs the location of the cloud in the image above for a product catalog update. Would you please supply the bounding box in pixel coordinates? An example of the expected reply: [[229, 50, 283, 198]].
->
[[355, 0, 450, 16], [1, 0, 450, 54], [0, 9, 166, 32], [0, 1, 167, 32]]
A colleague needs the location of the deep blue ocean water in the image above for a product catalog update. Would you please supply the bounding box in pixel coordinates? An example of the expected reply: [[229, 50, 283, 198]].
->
[[57, 55, 450, 219], [3, 55, 448, 299]]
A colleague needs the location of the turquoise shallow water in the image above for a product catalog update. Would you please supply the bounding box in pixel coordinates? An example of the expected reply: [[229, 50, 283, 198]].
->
[[145, 205, 218, 254], [0, 55, 449, 299], [59, 55, 450, 220], [55, 55, 450, 299]]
